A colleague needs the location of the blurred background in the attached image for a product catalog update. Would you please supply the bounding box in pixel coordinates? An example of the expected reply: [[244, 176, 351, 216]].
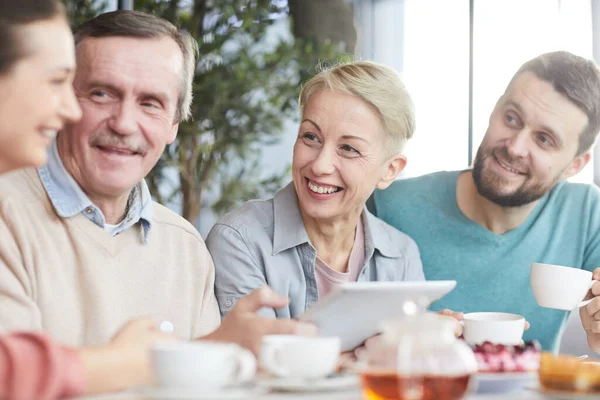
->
[[62, 0, 600, 358], [62, 0, 600, 236]]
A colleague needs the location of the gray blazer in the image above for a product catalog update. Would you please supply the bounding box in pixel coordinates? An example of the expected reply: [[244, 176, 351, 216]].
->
[[206, 183, 424, 318]]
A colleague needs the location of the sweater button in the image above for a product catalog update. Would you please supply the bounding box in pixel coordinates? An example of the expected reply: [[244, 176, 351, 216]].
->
[[225, 299, 233, 308]]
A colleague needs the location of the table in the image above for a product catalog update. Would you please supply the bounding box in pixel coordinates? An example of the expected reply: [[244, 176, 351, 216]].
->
[[72, 386, 553, 400]]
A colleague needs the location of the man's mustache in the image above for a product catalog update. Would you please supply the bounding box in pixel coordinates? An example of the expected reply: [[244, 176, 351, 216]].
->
[[485, 146, 528, 175], [89, 133, 149, 156]]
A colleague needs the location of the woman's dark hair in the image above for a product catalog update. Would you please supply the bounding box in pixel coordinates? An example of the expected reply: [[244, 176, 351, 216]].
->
[[0, 0, 66, 74]]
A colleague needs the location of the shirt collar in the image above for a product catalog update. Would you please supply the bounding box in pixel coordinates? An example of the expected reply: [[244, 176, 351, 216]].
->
[[273, 182, 404, 258], [37, 139, 153, 241], [273, 182, 310, 254], [362, 208, 405, 258]]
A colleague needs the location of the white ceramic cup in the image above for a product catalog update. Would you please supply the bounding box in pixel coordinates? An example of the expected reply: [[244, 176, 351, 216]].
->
[[462, 312, 525, 346], [260, 335, 341, 379], [530, 263, 597, 311], [151, 341, 256, 388]]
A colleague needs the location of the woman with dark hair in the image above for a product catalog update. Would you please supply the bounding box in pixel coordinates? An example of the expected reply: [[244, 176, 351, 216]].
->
[[0, 1, 173, 398]]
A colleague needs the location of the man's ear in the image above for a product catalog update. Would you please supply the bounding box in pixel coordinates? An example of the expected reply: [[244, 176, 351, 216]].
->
[[376, 154, 407, 190], [167, 123, 179, 144], [562, 151, 591, 180]]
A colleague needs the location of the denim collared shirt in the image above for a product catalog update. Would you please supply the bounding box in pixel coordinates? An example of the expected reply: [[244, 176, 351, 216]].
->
[[37, 140, 153, 242], [206, 182, 424, 318]]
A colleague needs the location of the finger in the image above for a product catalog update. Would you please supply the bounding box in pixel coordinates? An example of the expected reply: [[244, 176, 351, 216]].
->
[[364, 335, 382, 350], [589, 320, 600, 334], [234, 286, 289, 313], [438, 310, 464, 321], [339, 351, 356, 366], [128, 318, 159, 331], [586, 297, 600, 317], [593, 268, 600, 281], [592, 281, 600, 297], [262, 318, 317, 336], [524, 320, 531, 330]]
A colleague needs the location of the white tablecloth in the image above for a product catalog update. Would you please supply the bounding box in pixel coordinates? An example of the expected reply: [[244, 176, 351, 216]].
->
[[72, 386, 553, 400]]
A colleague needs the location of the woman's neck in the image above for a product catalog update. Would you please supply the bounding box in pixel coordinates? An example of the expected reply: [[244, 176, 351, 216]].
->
[[302, 209, 362, 272]]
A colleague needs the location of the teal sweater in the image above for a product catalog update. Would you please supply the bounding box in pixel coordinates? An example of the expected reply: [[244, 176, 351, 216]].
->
[[368, 170, 600, 352]]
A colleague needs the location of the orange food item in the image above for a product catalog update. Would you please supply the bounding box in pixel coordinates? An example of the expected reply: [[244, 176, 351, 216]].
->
[[539, 353, 600, 393]]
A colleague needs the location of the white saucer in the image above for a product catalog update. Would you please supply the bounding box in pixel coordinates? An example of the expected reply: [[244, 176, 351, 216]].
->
[[529, 386, 600, 399], [136, 385, 265, 400], [258, 374, 360, 392], [474, 371, 537, 393]]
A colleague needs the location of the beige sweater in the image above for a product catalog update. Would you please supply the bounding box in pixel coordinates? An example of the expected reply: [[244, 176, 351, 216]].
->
[[0, 168, 220, 346]]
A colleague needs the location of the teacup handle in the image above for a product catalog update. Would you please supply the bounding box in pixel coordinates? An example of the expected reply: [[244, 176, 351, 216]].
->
[[232, 348, 256, 382], [578, 280, 599, 308], [261, 343, 290, 377]]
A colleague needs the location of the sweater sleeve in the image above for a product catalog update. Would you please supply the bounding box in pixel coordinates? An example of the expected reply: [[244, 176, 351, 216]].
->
[[0, 332, 86, 400], [0, 200, 43, 331], [193, 241, 221, 338]]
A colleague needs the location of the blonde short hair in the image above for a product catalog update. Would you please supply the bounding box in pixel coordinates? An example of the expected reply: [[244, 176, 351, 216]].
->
[[299, 60, 415, 156]]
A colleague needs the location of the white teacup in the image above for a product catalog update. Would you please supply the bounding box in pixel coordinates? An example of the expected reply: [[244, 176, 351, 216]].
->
[[462, 312, 525, 346], [530, 263, 596, 311], [260, 335, 341, 379], [151, 341, 256, 388]]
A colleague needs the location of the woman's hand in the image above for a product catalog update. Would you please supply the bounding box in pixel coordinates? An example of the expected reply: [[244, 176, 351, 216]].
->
[[438, 309, 464, 336]]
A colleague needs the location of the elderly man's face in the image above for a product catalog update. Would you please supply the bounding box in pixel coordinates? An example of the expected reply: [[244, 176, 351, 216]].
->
[[292, 89, 406, 223], [473, 72, 590, 207], [57, 36, 182, 200]]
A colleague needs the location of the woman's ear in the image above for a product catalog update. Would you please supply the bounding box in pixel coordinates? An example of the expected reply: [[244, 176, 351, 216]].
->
[[376, 155, 407, 190]]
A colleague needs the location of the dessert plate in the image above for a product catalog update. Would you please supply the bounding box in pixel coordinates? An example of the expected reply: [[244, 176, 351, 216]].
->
[[474, 371, 537, 393], [529, 387, 600, 399]]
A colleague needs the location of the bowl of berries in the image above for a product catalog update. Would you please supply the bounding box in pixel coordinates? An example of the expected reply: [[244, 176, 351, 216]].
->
[[471, 341, 541, 393]]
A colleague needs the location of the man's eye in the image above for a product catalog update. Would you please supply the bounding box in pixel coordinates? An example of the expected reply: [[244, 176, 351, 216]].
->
[[302, 133, 318, 141], [91, 91, 108, 98], [505, 114, 518, 125], [537, 133, 554, 147]]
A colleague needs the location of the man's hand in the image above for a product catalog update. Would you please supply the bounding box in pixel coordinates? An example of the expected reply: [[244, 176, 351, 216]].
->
[[580, 268, 600, 353], [203, 286, 317, 356]]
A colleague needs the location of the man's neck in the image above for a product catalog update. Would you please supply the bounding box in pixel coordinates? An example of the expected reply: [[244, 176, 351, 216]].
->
[[86, 191, 131, 225], [56, 137, 132, 225], [456, 171, 539, 235]]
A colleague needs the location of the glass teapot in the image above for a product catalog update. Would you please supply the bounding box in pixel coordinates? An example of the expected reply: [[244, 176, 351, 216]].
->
[[359, 311, 478, 400]]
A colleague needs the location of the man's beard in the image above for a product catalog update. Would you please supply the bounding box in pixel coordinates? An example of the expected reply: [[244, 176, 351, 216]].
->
[[472, 146, 556, 207]]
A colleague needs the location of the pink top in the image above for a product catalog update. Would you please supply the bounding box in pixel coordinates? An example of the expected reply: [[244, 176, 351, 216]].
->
[[0, 332, 86, 400], [315, 217, 366, 298]]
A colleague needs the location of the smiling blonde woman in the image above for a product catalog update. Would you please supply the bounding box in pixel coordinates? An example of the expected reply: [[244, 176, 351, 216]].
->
[[207, 61, 424, 321]]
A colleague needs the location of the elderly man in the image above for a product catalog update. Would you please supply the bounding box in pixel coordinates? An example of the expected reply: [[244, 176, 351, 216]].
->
[[368, 51, 600, 353], [0, 10, 312, 353]]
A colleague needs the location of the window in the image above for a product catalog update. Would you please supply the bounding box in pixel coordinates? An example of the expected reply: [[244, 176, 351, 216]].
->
[[355, 0, 595, 183]]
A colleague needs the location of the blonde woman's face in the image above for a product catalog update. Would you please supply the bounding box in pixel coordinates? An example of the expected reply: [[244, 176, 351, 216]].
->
[[0, 17, 81, 174], [292, 89, 406, 223]]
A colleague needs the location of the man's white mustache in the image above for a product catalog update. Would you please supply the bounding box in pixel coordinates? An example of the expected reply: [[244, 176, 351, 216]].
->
[[90, 135, 148, 155]]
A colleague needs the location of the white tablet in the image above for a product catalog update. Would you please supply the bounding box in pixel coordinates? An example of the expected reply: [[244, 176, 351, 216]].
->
[[298, 281, 457, 352]]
